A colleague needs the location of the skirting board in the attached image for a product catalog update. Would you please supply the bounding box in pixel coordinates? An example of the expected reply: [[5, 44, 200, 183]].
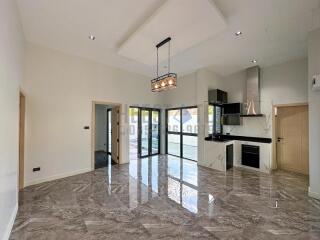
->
[[308, 187, 320, 200], [24, 168, 92, 187], [2, 203, 18, 240]]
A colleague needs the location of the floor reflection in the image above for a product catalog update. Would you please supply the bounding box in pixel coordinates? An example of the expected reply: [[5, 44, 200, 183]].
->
[[104, 154, 316, 220], [126, 155, 200, 214]]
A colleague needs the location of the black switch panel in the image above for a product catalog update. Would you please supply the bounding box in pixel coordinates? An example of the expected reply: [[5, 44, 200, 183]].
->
[[33, 167, 40, 172]]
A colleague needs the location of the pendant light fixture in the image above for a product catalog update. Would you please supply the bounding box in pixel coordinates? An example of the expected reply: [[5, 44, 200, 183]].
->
[[151, 37, 177, 92]]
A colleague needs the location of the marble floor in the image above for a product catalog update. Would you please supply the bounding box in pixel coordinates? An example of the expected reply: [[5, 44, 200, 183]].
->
[[11, 155, 320, 239]]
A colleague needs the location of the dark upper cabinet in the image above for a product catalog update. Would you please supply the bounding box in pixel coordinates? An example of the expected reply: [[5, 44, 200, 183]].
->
[[223, 103, 242, 115], [222, 103, 242, 125], [208, 89, 228, 104]]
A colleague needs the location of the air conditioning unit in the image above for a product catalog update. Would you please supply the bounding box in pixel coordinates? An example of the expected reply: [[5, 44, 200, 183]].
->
[[312, 74, 320, 91]]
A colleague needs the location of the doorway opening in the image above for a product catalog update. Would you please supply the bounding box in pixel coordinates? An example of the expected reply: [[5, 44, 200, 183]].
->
[[274, 103, 309, 175], [129, 107, 161, 160], [92, 102, 121, 169], [19, 92, 25, 190]]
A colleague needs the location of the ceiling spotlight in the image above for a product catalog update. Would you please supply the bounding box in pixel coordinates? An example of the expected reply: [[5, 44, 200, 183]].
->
[[251, 59, 257, 64], [89, 35, 96, 40], [235, 31, 242, 36]]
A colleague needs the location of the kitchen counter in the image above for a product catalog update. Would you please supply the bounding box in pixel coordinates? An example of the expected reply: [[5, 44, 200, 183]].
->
[[205, 134, 272, 144], [200, 135, 272, 173], [201, 140, 234, 172]]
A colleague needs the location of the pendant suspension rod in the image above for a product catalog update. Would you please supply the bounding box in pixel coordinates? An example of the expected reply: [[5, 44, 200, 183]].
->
[[168, 41, 170, 74], [155, 37, 171, 76]]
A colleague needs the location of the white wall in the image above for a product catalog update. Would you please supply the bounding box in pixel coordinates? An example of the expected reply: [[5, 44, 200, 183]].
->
[[161, 68, 226, 164], [196, 69, 226, 165], [95, 105, 107, 151], [308, 28, 320, 200], [23, 43, 161, 186], [196, 68, 228, 104], [0, 0, 25, 239], [223, 59, 308, 138], [161, 72, 197, 107], [162, 61, 308, 167]]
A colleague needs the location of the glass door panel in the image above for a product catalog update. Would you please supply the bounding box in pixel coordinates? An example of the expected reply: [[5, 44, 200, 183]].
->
[[107, 109, 112, 154], [138, 108, 160, 158], [141, 110, 149, 157], [151, 111, 159, 155], [129, 108, 139, 159], [182, 135, 198, 161]]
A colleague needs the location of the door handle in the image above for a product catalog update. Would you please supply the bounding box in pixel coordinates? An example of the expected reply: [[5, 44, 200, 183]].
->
[[277, 137, 283, 142]]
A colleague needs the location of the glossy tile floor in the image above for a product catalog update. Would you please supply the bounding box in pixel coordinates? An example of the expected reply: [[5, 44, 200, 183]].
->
[[11, 155, 320, 239]]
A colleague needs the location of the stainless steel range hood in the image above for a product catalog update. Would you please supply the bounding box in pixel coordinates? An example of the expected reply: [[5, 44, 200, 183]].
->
[[241, 66, 264, 117]]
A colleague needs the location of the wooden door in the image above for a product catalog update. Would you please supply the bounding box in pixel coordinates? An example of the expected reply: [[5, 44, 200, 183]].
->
[[277, 105, 309, 174], [19, 93, 25, 189], [111, 106, 120, 164]]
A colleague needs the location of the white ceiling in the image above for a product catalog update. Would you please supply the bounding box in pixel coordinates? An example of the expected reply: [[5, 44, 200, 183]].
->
[[118, 0, 226, 65], [16, 0, 320, 77]]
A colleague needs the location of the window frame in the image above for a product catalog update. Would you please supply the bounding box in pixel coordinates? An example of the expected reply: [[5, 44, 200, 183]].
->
[[208, 103, 223, 136], [165, 106, 198, 161], [129, 106, 161, 158]]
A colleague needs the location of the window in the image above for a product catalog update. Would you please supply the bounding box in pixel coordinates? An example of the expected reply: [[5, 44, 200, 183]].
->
[[208, 104, 222, 135], [166, 107, 198, 161], [168, 109, 180, 132], [182, 135, 198, 161], [168, 134, 181, 157], [182, 108, 198, 134]]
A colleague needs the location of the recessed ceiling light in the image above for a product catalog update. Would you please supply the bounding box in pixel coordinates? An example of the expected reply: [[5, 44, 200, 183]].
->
[[235, 31, 242, 36], [251, 59, 257, 64], [89, 35, 96, 40]]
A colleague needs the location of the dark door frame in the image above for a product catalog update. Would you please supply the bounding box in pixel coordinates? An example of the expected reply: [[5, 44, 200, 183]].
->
[[131, 106, 161, 158], [139, 107, 161, 158], [165, 106, 198, 161], [106, 108, 112, 155]]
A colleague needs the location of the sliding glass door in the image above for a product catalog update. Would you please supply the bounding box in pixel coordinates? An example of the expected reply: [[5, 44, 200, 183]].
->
[[151, 111, 160, 155], [106, 109, 112, 154], [129, 108, 139, 159], [137, 108, 161, 158], [166, 107, 198, 161]]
